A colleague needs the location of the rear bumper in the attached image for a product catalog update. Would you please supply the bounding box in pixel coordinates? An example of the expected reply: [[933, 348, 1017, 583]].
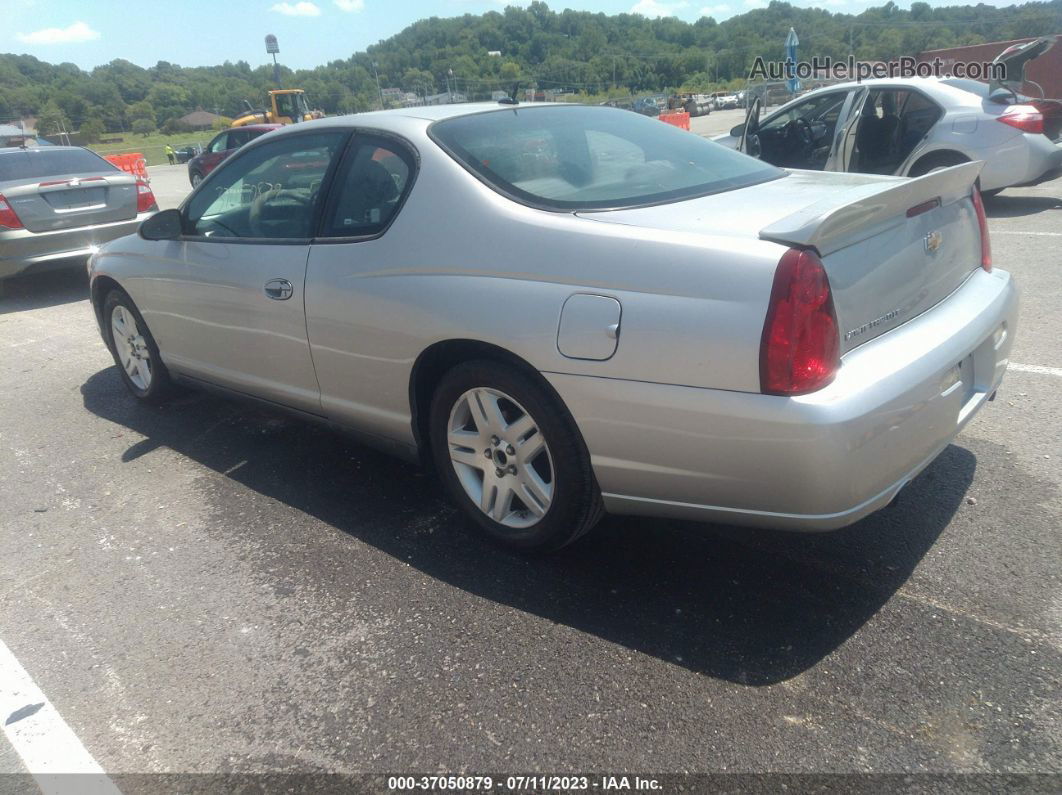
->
[[1014, 134, 1062, 186], [980, 133, 1062, 190], [0, 213, 151, 279], [546, 268, 1017, 531]]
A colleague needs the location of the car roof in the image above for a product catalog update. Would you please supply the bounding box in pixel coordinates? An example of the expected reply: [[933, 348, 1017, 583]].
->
[[0, 145, 90, 154], [261, 102, 580, 139], [234, 124, 283, 132], [777, 77, 979, 108]]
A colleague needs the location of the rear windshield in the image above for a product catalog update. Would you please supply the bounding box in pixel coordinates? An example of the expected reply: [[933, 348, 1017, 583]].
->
[[430, 105, 783, 211], [0, 149, 118, 182]]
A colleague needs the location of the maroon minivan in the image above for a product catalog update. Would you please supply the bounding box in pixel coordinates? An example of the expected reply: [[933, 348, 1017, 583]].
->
[[186, 124, 282, 187]]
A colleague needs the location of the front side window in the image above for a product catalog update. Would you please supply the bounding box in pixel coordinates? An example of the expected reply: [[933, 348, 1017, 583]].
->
[[431, 105, 781, 211], [761, 92, 849, 133], [208, 133, 229, 153], [227, 129, 253, 149], [185, 131, 345, 240], [320, 138, 413, 237]]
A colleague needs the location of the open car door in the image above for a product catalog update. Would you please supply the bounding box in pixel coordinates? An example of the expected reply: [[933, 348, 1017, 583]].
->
[[990, 35, 1057, 99], [738, 96, 762, 158], [823, 86, 869, 173]]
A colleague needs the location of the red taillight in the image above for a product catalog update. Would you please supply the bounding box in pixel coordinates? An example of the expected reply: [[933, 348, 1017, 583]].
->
[[997, 105, 1044, 134], [135, 180, 157, 213], [971, 186, 992, 273], [760, 247, 840, 396], [0, 194, 23, 230]]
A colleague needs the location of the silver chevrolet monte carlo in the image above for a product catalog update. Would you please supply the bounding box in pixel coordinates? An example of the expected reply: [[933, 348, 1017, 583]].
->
[[87, 102, 1017, 551]]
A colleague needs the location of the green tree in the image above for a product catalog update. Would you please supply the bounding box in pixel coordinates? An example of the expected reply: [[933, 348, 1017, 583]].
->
[[127, 100, 156, 123], [79, 118, 106, 143], [131, 118, 156, 136], [36, 101, 68, 137]]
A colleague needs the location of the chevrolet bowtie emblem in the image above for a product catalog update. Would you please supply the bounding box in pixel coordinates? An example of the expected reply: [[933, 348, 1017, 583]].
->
[[924, 230, 943, 254]]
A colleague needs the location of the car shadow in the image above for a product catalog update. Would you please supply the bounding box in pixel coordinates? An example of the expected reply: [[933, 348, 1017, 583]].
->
[[80, 368, 973, 685], [0, 266, 90, 315], [983, 193, 1062, 218]]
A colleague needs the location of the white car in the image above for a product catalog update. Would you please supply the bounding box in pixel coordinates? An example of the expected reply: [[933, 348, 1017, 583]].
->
[[715, 37, 1061, 194]]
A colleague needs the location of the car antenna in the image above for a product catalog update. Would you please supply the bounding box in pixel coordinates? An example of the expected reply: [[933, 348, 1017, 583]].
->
[[498, 82, 520, 105]]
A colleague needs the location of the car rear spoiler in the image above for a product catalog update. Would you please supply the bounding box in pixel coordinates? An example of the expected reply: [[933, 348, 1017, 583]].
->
[[758, 161, 984, 255]]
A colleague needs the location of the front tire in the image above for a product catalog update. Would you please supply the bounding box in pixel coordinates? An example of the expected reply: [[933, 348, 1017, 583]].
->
[[430, 360, 603, 552], [103, 289, 172, 402]]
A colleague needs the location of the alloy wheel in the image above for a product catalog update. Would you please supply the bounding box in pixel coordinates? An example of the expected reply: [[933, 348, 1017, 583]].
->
[[446, 387, 554, 529], [111, 305, 153, 391]]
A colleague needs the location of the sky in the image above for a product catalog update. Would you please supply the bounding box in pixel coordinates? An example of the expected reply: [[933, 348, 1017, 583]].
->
[[4, 0, 1015, 71]]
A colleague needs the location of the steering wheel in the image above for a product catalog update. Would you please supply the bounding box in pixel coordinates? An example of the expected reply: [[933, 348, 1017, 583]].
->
[[249, 188, 311, 237], [787, 117, 815, 150]]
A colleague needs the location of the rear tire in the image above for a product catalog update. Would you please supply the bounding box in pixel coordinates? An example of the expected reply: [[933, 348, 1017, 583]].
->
[[190, 171, 203, 188], [430, 360, 603, 552], [103, 289, 173, 403], [908, 151, 969, 178]]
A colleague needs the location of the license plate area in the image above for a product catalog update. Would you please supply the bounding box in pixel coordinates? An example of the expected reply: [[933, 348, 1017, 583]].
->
[[45, 187, 107, 211]]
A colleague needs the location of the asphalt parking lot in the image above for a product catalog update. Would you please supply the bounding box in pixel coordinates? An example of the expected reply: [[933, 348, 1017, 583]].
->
[[0, 137, 1059, 783]]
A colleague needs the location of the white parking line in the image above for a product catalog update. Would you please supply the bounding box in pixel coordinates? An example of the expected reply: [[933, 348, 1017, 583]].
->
[[0, 639, 121, 794], [1009, 362, 1062, 377], [991, 230, 1062, 236]]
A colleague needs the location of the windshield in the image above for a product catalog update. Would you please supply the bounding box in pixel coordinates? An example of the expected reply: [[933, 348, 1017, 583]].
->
[[430, 105, 783, 211], [0, 148, 118, 182]]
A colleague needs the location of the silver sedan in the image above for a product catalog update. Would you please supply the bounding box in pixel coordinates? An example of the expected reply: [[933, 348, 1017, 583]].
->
[[88, 103, 1017, 551], [0, 146, 157, 285]]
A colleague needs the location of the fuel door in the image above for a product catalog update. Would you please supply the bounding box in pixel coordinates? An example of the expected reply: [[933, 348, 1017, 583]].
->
[[557, 294, 621, 361]]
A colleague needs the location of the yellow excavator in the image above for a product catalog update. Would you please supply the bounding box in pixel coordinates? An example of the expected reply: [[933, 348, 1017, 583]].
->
[[231, 89, 322, 127]]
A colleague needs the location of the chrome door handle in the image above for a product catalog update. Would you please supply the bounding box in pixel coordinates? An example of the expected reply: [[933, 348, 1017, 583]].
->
[[264, 278, 293, 300]]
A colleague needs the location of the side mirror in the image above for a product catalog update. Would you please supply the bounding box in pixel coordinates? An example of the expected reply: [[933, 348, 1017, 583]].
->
[[730, 123, 745, 138], [139, 208, 182, 241]]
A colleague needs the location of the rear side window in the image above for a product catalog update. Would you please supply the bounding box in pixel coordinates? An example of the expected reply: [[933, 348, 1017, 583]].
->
[[319, 138, 414, 238], [0, 149, 118, 182], [431, 105, 781, 211]]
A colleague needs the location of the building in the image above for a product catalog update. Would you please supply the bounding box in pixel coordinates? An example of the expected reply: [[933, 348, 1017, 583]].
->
[[178, 109, 223, 130], [917, 37, 1062, 99]]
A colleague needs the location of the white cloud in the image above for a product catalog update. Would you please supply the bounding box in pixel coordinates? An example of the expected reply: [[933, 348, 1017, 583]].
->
[[699, 3, 730, 15], [744, 0, 765, 6], [334, 0, 364, 10], [630, 0, 688, 18], [270, 1, 321, 16], [16, 21, 100, 45]]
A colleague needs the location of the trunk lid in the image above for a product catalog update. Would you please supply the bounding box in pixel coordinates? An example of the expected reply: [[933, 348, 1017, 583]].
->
[[577, 162, 985, 352], [989, 35, 1057, 98], [1, 172, 139, 233]]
